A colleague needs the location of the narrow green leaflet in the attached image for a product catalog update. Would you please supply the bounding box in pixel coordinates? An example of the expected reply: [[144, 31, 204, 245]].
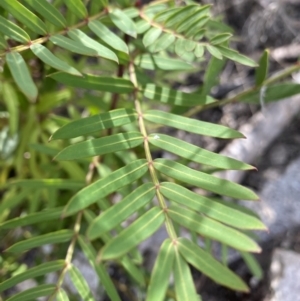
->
[[194, 44, 204, 58], [135, 54, 193, 71], [65, 0, 88, 19], [153, 7, 180, 23], [51, 109, 137, 140], [206, 45, 223, 60], [0, 16, 30, 43], [136, 19, 151, 34], [210, 33, 232, 45], [68, 264, 96, 301], [63, 159, 148, 216], [55, 132, 143, 161], [178, 238, 249, 292], [120, 256, 145, 286], [143, 27, 162, 47], [150, 33, 176, 53], [24, 0, 67, 28], [255, 49, 269, 86], [142, 84, 215, 106], [154, 159, 258, 200], [100, 207, 165, 260], [5, 230, 73, 253], [160, 183, 266, 230], [146, 239, 175, 301], [0, 261, 65, 292], [174, 251, 199, 301], [68, 29, 118, 63], [110, 9, 137, 38], [0, 35, 8, 49], [30, 44, 81, 76], [149, 133, 253, 170], [0, 0, 47, 35], [144, 110, 244, 139], [50, 73, 134, 93], [185, 40, 197, 52], [6, 284, 56, 301], [0, 207, 63, 230], [168, 205, 261, 252], [88, 20, 128, 54], [87, 183, 155, 240], [50, 35, 98, 57], [56, 289, 70, 301], [6, 52, 38, 101], [240, 251, 263, 279]]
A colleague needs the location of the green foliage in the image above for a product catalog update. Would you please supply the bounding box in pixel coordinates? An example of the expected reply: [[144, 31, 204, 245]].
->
[[0, 0, 298, 300]]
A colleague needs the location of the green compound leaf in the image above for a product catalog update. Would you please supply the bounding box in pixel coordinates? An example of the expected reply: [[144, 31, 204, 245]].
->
[[56, 289, 70, 301], [55, 132, 144, 161], [144, 110, 244, 139], [154, 159, 258, 200], [68, 29, 118, 63], [150, 33, 176, 53], [100, 207, 165, 260], [63, 159, 148, 216], [160, 183, 266, 230], [0, 16, 30, 43], [88, 20, 128, 54], [68, 264, 96, 301], [50, 73, 134, 93], [174, 251, 199, 301], [146, 239, 175, 301], [255, 49, 269, 86], [168, 205, 261, 252], [6, 284, 56, 301], [5, 230, 73, 254], [87, 183, 155, 240], [51, 108, 137, 140], [0, 261, 65, 292], [30, 44, 82, 76], [141, 84, 215, 106], [149, 133, 253, 170], [65, 0, 88, 19], [110, 9, 137, 38], [0, 0, 47, 35], [24, 0, 67, 28], [6, 52, 38, 101], [143, 27, 162, 47], [178, 238, 249, 292]]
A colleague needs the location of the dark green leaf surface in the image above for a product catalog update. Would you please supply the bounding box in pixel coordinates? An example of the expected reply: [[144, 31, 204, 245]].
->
[[65, 0, 88, 19], [110, 9, 137, 38], [178, 238, 249, 291], [87, 183, 155, 240], [0, 16, 30, 43], [55, 132, 143, 161], [63, 160, 148, 216], [255, 49, 269, 86], [51, 109, 137, 140], [100, 207, 165, 260]]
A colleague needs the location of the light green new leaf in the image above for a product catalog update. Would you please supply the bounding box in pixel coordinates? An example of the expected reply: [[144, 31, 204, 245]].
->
[[0, 16, 30, 43], [100, 207, 165, 260], [78, 236, 122, 301], [51, 108, 137, 140], [87, 183, 155, 240], [0, 207, 63, 230], [88, 20, 128, 54], [63, 159, 148, 216], [5, 230, 73, 253], [206, 45, 223, 60], [143, 110, 244, 139], [149, 133, 253, 170], [0, 261, 65, 292], [210, 33, 232, 45], [50, 72, 134, 93], [6, 52, 38, 101], [143, 27, 162, 47], [56, 289, 70, 301], [146, 239, 175, 301], [160, 183, 266, 230], [168, 205, 261, 252], [217, 46, 258, 67], [185, 40, 197, 52], [240, 252, 263, 279], [194, 44, 204, 58], [0, 0, 47, 35], [65, 0, 88, 19], [135, 54, 193, 71], [68, 264, 96, 301], [24, 0, 67, 28], [55, 132, 143, 161], [50, 35, 98, 57], [150, 33, 176, 53], [175, 38, 186, 57], [68, 29, 118, 63], [154, 159, 258, 200], [31, 44, 81, 76], [110, 9, 137, 38], [178, 238, 249, 292], [136, 19, 151, 34], [174, 251, 199, 301], [255, 49, 269, 86], [142, 84, 215, 106], [6, 284, 56, 301]]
